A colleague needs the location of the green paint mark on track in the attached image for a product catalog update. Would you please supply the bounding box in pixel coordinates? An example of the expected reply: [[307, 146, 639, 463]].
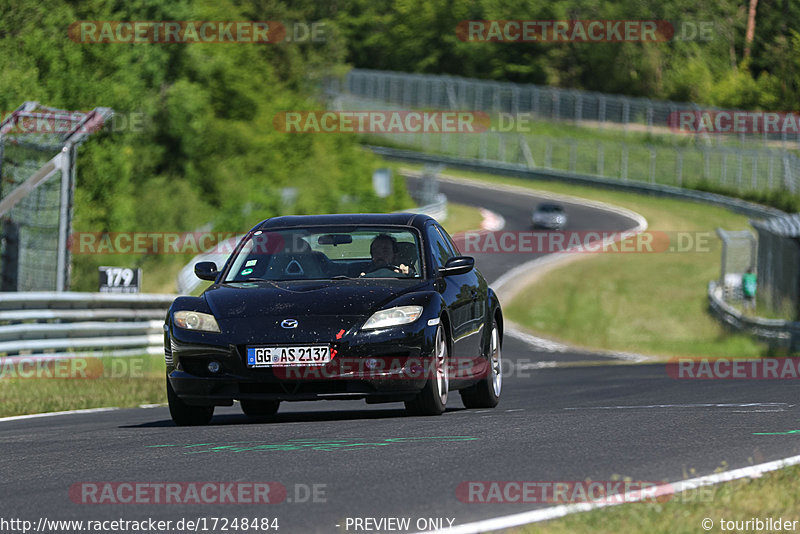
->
[[147, 436, 477, 453]]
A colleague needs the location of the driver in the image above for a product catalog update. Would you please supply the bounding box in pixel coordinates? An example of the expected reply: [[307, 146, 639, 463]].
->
[[361, 234, 410, 276]]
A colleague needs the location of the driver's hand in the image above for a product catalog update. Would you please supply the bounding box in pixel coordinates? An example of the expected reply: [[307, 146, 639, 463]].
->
[[396, 263, 410, 274]]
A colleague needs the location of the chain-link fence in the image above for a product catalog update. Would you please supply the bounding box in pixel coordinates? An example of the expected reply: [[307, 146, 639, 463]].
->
[[0, 152, 62, 290], [0, 103, 113, 291], [751, 215, 800, 320], [328, 70, 800, 195], [716, 229, 757, 303], [338, 69, 800, 148]]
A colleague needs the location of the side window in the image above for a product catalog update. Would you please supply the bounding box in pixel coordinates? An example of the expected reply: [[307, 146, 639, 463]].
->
[[437, 225, 461, 256], [426, 224, 454, 269]]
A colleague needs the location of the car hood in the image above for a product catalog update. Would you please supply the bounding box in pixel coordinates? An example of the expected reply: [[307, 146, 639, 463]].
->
[[201, 279, 429, 343]]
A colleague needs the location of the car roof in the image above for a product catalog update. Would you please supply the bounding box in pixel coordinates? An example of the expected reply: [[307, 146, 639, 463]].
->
[[256, 212, 434, 231], [535, 203, 564, 210]]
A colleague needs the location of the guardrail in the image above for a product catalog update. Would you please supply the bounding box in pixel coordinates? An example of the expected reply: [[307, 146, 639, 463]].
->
[[707, 281, 800, 351], [0, 292, 173, 358]]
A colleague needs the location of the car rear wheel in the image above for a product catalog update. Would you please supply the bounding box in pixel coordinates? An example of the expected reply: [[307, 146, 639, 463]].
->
[[460, 319, 501, 408], [167, 378, 214, 426], [240, 399, 280, 417], [405, 324, 448, 416]]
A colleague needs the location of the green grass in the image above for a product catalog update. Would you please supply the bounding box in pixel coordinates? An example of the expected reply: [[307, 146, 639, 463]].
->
[[0, 354, 165, 417], [441, 202, 485, 234], [515, 464, 800, 534], [397, 164, 771, 359]]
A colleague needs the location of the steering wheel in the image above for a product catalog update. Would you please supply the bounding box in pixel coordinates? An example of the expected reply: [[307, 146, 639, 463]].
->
[[363, 263, 415, 277]]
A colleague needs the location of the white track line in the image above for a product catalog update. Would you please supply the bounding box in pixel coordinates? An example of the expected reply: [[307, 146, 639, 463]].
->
[[420, 453, 800, 534], [0, 407, 118, 423]]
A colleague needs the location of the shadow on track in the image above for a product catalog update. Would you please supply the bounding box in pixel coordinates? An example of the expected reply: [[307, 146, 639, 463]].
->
[[121, 406, 466, 428]]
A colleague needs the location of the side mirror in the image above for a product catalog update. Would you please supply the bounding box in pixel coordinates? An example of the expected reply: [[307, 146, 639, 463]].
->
[[194, 261, 218, 281], [439, 256, 474, 276]]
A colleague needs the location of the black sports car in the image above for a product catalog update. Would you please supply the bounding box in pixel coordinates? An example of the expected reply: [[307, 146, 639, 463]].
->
[[164, 213, 503, 425]]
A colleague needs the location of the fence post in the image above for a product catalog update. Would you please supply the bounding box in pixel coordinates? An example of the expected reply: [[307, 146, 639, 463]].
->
[[622, 99, 630, 133], [621, 145, 628, 180], [598, 96, 606, 130], [649, 146, 656, 184], [56, 147, 70, 292], [545, 139, 552, 168], [569, 141, 577, 172], [768, 153, 774, 189], [721, 152, 728, 185], [552, 89, 560, 121], [736, 150, 743, 188], [597, 143, 604, 176]]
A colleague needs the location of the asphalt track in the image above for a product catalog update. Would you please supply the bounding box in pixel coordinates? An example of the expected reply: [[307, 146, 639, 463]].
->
[[2, 178, 799, 533]]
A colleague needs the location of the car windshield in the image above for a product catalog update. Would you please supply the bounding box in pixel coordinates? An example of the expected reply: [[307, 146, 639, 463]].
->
[[223, 226, 423, 282], [537, 204, 563, 213]]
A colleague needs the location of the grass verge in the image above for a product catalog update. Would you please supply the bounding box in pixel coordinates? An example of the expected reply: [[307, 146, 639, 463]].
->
[[0, 354, 165, 417], [515, 464, 800, 534], [395, 163, 770, 359], [441, 202, 485, 234]]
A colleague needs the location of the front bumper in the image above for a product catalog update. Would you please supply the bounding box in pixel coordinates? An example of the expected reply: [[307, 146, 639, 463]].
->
[[167, 327, 434, 406]]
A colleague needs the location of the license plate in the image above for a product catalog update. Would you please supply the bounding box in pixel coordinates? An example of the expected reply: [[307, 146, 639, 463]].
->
[[246, 346, 331, 367]]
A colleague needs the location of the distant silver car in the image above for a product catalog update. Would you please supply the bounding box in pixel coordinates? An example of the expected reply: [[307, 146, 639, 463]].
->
[[531, 203, 567, 229]]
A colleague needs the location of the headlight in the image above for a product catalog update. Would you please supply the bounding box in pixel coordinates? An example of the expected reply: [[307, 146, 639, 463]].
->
[[173, 311, 220, 332], [362, 306, 423, 330]]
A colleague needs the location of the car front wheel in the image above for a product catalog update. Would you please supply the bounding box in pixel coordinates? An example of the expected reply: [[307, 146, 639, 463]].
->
[[167, 377, 214, 426], [460, 319, 501, 408], [240, 399, 280, 417], [405, 323, 449, 416]]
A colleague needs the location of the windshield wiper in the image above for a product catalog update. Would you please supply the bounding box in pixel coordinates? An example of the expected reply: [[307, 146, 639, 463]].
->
[[330, 275, 356, 280]]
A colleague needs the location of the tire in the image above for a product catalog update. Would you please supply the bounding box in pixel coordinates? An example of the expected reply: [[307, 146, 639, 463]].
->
[[460, 319, 501, 409], [405, 324, 449, 416], [240, 399, 280, 417], [167, 377, 214, 426]]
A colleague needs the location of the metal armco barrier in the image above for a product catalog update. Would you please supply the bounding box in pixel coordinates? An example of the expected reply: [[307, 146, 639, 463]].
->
[[0, 292, 174, 358], [708, 282, 800, 352]]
